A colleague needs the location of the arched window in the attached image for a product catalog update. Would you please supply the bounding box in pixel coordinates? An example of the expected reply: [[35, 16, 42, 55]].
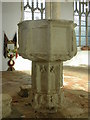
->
[[74, 0, 90, 47], [24, 0, 45, 20]]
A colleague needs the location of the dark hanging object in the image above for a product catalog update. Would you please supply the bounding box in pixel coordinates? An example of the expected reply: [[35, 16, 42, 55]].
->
[[13, 33, 17, 47], [3, 33, 8, 58]]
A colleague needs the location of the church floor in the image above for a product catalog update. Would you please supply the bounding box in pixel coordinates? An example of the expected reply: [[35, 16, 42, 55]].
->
[[2, 66, 89, 118]]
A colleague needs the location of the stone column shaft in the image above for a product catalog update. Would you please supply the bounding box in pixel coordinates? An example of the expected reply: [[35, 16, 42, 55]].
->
[[31, 1, 63, 112], [45, 2, 60, 19], [32, 61, 63, 112], [45, 1, 63, 88]]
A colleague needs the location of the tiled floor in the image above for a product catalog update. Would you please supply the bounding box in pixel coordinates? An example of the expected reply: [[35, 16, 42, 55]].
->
[[1, 66, 89, 118]]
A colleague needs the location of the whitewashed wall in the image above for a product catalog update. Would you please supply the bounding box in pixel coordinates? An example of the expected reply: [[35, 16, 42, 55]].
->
[[60, 2, 73, 20], [2, 2, 21, 71]]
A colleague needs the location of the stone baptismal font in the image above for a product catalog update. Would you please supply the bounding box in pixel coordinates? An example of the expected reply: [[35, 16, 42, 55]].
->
[[18, 1, 77, 113]]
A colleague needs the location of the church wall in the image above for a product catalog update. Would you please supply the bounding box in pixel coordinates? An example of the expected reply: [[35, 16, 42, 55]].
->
[[60, 2, 73, 21], [2, 2, 21, 71]]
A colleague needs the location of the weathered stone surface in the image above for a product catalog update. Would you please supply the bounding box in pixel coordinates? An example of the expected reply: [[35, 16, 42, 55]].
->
[[32, 61, 63, 92], [1, 94, 12, 118], [0, 94, 2, 119], [2, 70, 88, 118], [32, 93, 60, 113], [18, 19, 77, 113], [20, 85, 32, 90], [18, 85, 32, 97], [31, 61, 63, 112], [18, 19, 77, 61]]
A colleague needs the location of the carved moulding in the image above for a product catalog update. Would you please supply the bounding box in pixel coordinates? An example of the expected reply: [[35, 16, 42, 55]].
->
[[31, 61, 63, 112]]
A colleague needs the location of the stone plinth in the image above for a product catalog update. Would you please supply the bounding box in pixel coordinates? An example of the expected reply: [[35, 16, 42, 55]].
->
[[18, 19, 77, 113]]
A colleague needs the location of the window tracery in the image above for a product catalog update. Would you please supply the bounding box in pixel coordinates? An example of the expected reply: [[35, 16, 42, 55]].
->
[[74, 0, 90, 46]]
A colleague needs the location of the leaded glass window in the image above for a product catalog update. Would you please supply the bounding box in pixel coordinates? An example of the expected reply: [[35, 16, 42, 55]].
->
[[24, 0, 45, 20], [24, 0, 90, 47], [74, 0, 90, 47]]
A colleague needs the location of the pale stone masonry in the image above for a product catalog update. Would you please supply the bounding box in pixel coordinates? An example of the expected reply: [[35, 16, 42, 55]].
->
[[18, 2, 77, 113]]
